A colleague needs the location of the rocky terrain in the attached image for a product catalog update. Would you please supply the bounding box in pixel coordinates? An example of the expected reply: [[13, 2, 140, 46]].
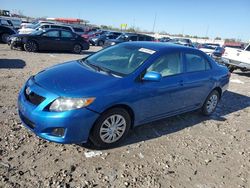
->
[[0, 44, 249, 188]]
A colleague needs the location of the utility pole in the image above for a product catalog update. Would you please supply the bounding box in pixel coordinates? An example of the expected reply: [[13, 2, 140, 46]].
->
[[152, 13, 157, 33]]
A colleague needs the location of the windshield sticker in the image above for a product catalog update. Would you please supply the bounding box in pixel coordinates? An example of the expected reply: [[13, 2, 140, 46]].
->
[[139, 48, 156, 54]]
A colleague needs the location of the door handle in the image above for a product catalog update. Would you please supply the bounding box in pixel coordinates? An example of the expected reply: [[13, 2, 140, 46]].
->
[[55, 38, 60, 40], [179, 80, 184, 86]]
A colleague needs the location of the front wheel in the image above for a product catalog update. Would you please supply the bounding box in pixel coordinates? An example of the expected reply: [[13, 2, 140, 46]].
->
[[202, 90, 220, 116], [1, 33, 10, 43], [98, 40, 104, 46], [89, 108, 131, 149], [72, 44, 82, 54], [24, 41, 38, 52]]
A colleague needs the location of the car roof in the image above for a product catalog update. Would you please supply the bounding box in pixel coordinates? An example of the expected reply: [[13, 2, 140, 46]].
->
[[40, 23, 72, 28], [42, 28, 75, 33], [120, 41, 197, 52], [123, 33, 153, 37]]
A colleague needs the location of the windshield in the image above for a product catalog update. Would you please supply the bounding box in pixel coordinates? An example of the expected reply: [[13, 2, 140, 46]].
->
[[32, 23, 41, 29], [83, 44, 154, 76], [116, 34, 128, 40]]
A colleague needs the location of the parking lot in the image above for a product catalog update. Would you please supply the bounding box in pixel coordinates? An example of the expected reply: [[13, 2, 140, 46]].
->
[[0, 43, 250, 187]]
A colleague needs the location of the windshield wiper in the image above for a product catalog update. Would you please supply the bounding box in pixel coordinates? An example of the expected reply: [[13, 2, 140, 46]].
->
[[81, 59, 118, 76]]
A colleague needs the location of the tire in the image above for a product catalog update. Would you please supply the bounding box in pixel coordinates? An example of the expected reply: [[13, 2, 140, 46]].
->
[[72, 44, 82, 54], [89, 108, 131, 149], [98, 40, 104, 46], [1, 33, 10, 43], [229, 67, 235, 73], [24, 40, 38, 52], [202, 90, 220, 116], [226, 65, 235, 73]]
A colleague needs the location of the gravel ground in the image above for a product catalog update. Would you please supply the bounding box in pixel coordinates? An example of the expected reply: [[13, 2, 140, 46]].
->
[[0, 44, 250, 188]]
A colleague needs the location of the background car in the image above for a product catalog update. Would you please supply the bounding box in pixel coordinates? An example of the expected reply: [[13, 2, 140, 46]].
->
[[89, 31, 122, 46], [158, 37, 171, 42], [0, 25, 17, 43], [9, 29, 89, 53], [18, 23, 84, 35], [103, 33, 155, 47], [81, 30, 107, 41], [168, 38, 194, 47]]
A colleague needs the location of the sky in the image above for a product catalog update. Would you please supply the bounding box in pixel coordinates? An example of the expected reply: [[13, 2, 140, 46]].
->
[[1, 0, 250, 41]]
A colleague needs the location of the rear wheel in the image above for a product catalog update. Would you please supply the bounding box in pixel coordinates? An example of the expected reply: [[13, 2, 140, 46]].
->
[[72, 44, 82, 54], [24, 41, 38, 52], [1, 33, 10, 43], [202, 90, 220, 116], [227, 65, 235, 73], [98, 40, 104, 46], [89, 108, 131, 149]]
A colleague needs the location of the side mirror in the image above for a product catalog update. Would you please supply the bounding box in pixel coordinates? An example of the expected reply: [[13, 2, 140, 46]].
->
[[142, 71, 162, 82]]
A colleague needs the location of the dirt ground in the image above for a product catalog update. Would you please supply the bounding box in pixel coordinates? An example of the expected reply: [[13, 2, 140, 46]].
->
[[0, 43, 249, 188]]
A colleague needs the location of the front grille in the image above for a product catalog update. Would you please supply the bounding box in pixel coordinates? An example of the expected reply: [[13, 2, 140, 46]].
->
[[19, 111, 35, 129], [25, 89, 45, 106]]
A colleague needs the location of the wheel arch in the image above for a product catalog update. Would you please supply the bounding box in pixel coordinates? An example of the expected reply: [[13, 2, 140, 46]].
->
[[105, 104, 134, 128], [213, 87, 222, 99], [97, 104, 135, 129]]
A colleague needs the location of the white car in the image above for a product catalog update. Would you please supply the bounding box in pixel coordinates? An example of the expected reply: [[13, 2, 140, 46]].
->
[[199, 45, 217, 56], [18, 23, 85, 35], [20, 20, 55, 29], [222, 44, 250, 72]]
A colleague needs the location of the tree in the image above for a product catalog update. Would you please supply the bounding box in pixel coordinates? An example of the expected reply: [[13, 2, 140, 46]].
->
[[215, 37, 221, 40]]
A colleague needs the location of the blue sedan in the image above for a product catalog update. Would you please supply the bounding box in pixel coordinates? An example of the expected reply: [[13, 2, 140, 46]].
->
[[18, 42, 230, 148]]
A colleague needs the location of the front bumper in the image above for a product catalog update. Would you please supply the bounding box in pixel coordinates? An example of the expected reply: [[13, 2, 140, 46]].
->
[[18, 78, 100, 144], [8, 38, 23, 48]]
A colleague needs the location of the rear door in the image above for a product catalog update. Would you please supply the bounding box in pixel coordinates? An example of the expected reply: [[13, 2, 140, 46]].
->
[[182, 51, 214, 108], [39, 30, 60, 50], [59, 30, 76, 51]]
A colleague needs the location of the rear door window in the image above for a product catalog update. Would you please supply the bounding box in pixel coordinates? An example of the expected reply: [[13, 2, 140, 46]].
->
[[185, 53, 211, 72], [138, 36, 145, 41], [61, 31, 73, 38]]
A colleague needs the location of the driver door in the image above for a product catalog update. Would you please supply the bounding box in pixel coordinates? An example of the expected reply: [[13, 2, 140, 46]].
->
[[134, 52, 186, 123]]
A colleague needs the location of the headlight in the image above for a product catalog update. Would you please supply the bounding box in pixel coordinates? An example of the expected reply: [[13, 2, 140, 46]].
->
[[91, 38, 98, 41], [110, 42, 116, 45], [13, 37, 21, 41], [49, 97, 95, 112]]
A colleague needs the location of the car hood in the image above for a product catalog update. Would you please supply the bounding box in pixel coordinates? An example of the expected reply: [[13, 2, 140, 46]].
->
[[10, 33, 30, 38], [34, 60, 119, 96]]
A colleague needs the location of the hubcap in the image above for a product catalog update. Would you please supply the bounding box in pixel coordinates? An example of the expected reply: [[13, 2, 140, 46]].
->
[[26, 42, 36, 52], [2, 34, 9, 43], [74, 45, 81, 53], [206, 94, 218, 113], [99, 114, 126, 143]]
